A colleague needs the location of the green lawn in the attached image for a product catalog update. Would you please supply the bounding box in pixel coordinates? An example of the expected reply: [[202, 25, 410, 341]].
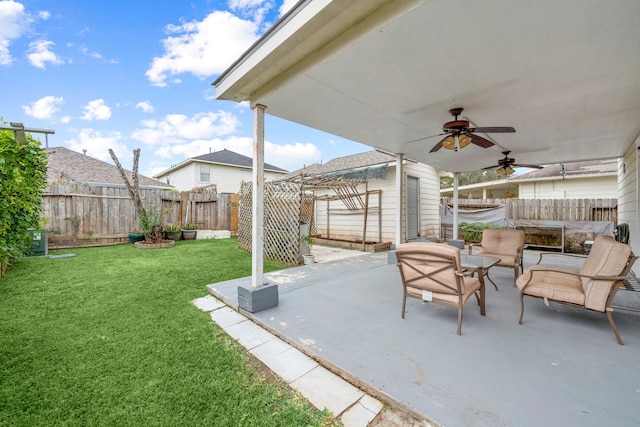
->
[[0, 239, 337, 426]]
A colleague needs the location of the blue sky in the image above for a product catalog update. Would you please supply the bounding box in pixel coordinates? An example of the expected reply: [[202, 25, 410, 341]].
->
[[0, 0, 369, 177]]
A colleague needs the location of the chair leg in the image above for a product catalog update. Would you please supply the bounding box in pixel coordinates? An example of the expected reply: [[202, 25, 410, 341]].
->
[[485, 271, 499, 291], [513, 267, 518, 287], [401, 294, 406, 319], [518, 293, 526, 324], [606, 309, 624, 345], [457, 306, 463, 336]]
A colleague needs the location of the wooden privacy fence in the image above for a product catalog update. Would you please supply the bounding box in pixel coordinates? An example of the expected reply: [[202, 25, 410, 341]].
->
[[43, 183, 238, 246], [440, 198, 617, 222]]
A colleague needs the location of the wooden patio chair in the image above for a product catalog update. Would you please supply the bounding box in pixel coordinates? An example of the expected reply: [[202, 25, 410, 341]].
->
[[516, 234, 638, 345], [468, 228, 525, 289], [396, 242, 483, 335]]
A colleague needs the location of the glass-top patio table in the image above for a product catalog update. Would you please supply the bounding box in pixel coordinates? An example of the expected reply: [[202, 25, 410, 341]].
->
[[460, 254, 501, 316]]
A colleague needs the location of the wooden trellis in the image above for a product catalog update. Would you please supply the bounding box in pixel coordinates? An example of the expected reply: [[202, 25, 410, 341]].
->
[[238, 181, 313, 265]]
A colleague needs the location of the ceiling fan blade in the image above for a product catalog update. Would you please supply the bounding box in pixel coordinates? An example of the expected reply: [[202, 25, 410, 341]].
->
[[470, 126, 516, 133], [513, 163, 543, 169], [404, 132, 446, 145], [429, 137, 446, 153], [469, 134, 495, 148]]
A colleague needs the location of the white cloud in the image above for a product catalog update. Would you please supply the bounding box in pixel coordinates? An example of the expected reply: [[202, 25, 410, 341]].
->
[[0, 0, 31, 65], [27, 39, 63, 69], [278, 0, 298, 17], [66, 128, 130, 165], [131, 111, 239, 145], [79, 44, 117, 63], [135, 100, 154, 113], [145, 10, 259, 86], [150, 135, 319, 173], [81, 99, 112, 121], [60, 116, 71, 124], [38, 10, 50, 20], [22, 95, 64, 119], [229, 0, 274, 25]]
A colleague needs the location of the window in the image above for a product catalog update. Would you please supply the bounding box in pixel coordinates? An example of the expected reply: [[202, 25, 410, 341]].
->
[[200, 165, 210, 182]]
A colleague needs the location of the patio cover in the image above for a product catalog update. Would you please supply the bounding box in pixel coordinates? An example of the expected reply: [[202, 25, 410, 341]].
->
[[215, 0, 640, 172]]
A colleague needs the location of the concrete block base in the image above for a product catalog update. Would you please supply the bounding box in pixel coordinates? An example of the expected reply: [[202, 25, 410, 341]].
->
[[238, 283, 279, 313], [196, 230, 232, 240]]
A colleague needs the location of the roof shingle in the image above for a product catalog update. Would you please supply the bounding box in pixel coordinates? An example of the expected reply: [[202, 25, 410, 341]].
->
[[45, 147, 172, 188], [193, 148, 287, 172]]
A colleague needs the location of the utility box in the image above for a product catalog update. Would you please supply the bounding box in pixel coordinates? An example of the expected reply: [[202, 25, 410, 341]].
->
[[27, 228, 48, 257]]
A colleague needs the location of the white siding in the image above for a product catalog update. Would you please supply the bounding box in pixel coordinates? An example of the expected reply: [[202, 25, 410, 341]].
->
[[618, 141, 638, 274], [518, 175, 617, 199], [406, 162, 440, 239], [155, 163, 198, 191], [155, 161, 286, 192], [313, 162, 440, 244]]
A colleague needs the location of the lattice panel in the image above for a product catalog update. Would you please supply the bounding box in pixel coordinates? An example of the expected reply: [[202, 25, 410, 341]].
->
[[238, 181, 253, 252], [238, 181, 308, 265]]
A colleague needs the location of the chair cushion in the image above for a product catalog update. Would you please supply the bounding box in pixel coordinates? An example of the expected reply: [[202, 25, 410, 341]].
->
[[579, 235, 631, 311], [479, 229, 524, 260], [516, 265, 585, 306], [406, 275, 480, 305], [397, 243, 462, 293]]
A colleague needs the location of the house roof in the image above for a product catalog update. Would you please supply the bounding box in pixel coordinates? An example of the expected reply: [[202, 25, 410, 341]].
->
[[45, 147, 172, 189], [154, 148, 288, 177], [213, 1, 640, 174], [510, 159, 618, 181], [285, 150, 395, 178]]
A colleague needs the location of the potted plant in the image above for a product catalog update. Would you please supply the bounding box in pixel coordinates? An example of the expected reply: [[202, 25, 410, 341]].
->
[[164, 224, 182, 241], [300, 234, 315, 264], [128, 230, 145, 243], [181, 223, 197, 240]]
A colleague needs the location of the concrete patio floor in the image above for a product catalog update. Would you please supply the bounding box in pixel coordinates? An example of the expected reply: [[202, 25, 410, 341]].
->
[[206, 247, 640, 427]]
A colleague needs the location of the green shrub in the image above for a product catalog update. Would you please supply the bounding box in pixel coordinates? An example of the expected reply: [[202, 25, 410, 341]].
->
[[458, 222, 502, 242], [0, 128, 47, 276]]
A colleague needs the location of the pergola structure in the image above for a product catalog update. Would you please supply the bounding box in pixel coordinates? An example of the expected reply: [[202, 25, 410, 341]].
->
[[213, 0, 640, 309], [282, 172, 383, 251]]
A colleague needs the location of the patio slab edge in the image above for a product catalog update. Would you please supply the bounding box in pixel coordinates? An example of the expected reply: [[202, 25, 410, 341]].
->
[[204, 283, 438, 426]]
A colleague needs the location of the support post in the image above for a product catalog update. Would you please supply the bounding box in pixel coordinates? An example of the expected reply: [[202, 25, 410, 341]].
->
[[238, 104, 278, 312], [395, 153, 403, 247], [453, 172, 459, 240]]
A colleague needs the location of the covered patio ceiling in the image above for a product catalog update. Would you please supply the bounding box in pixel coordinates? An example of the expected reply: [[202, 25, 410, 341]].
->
[[215, 0, 640, 173]]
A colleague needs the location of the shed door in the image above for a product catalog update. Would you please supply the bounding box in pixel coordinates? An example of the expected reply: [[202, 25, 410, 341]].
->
[[407, 176, 419, 239]]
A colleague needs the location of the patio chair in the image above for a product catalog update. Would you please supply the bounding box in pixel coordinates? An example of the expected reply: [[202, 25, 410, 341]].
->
[[396, 242, 483, 335], [468, 228, 525, 289], [516, 234, 638, 345]]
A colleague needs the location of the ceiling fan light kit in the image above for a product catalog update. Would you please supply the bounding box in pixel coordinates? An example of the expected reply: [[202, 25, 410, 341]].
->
[[496, 166, 515, 176], [442, 134, 472, 151], [485, 151, 543, 175]]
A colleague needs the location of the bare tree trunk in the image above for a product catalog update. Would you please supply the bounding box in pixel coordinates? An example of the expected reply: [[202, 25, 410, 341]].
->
[[109, 148, 146, 221]]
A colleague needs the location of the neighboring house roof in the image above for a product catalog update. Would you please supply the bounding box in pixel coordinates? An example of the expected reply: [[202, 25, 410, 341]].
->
[[510, 159, 618, 181], [154, 148, 288, 177], [45, 146, 172, 189], [285, 150, 396, 179]]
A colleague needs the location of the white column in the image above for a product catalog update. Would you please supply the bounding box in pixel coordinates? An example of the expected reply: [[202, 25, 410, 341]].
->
[[453, 172, 459, 240], [252, 104, 266, 288], [395, 153, 404, 246]]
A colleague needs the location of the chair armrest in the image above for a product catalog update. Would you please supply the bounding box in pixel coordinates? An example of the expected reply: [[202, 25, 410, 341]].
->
[[536, 252, 587, 265], [520, 267, 626, 292], [468, 243, 482, 255]]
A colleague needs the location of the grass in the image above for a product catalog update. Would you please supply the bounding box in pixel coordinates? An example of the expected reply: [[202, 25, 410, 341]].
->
[[0, 239, 338, 426]]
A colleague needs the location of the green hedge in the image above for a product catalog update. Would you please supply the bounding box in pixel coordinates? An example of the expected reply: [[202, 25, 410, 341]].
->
[[0, 129, 47, 276]]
